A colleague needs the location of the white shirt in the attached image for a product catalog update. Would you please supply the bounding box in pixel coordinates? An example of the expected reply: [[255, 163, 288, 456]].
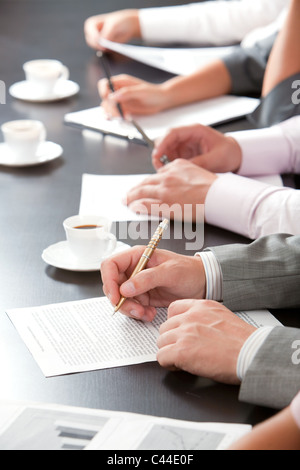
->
[[205, 116, 300, 240], [139, 0, 289, 46]]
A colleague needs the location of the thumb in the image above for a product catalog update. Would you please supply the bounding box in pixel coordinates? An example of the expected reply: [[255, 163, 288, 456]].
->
[[120, 264, 167, 297]]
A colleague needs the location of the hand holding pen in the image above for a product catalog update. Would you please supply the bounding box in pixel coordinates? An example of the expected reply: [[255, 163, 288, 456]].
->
[[97, 51, 170, 165]]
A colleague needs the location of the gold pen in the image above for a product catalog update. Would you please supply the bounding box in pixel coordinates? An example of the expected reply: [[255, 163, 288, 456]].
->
[[114, 219, 169, 314]]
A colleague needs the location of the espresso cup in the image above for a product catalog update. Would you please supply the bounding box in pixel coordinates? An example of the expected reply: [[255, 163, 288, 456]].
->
[[23, 59, 69, 97], [1, 120, 46, 161], [63, 215, 117, 262]]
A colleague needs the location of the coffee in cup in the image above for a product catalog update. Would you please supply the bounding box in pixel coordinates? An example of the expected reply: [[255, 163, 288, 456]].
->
[[23, 59, 69, 97], [63, 215, 117, 262], [1, 120, 46, 161]]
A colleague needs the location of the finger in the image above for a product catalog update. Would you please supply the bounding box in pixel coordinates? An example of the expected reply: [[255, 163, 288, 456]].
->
[[156, 344, 179, 371], [120, 263, 169, 298], [125, 184, 161, 206], [156, 328, 178, 349], [167, 299, 197, 318], [116, 297, 156, 322], [101, 246, 146, 304]]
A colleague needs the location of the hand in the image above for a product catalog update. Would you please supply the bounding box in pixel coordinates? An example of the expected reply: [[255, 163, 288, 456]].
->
[[124, 159, 218, 222], [157, 299, 256, 384], [101, 247, 206, 322], [152, 124, 242, 172], [98, 74, 171, 118], [84, 9, 141, 50]]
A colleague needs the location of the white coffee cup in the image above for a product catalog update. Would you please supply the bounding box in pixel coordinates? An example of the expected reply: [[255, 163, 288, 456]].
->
[[1, 119, 46, 161], [63, 215, 117, 262], [23, 59, 69, 97]]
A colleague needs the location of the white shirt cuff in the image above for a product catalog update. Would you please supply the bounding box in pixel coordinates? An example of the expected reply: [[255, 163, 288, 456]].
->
[[195, 251, 223, 301], [236, 326, 274, 381]]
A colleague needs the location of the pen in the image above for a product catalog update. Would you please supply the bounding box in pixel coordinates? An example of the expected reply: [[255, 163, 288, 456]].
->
[[114, 219, 169, 314], [130, 118, 170, 166], [97, 51, 170, 165], [97, 50, 124, 119]]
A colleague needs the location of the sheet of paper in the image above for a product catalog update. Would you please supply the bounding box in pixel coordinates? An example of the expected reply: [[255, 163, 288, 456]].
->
[[0, 400, 251, 450], [64, 95, 260, 143], [6, 296, 282, 378], [79, 173, 282, 224], [79, 173, 158, 222], [99, 38, 238, 76]]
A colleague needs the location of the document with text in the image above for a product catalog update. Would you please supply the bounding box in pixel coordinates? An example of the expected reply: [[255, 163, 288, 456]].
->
[[6, 297, 282, 378], [0, 400, 251, 450]]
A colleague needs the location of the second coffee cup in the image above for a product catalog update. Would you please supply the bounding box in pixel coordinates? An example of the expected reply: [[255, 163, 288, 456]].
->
[[63, 215, 117, 262]]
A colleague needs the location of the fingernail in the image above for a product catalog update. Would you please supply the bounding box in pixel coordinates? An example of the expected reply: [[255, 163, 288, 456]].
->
[[130, 309, 141, 319], [122, 281, 135, 296]]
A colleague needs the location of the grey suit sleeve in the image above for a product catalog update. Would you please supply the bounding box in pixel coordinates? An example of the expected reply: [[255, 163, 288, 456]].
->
[[222, 33, 277, 96], [239, 326, 300, 409], [207, 234, 300, 311]]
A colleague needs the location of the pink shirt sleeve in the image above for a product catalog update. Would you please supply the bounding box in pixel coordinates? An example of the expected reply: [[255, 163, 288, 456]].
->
[[226, 116, 300, 176], [291, 391, 300, 430], [205, 173, 300, 239]]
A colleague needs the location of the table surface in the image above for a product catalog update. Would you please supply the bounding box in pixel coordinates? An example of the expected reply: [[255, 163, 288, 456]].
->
[[0, 0, 297, 427]]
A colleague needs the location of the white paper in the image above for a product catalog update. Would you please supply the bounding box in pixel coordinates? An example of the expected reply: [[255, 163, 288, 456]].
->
[[99, 38, 237, 76], [0, 400, 251, 450], [6, 297, 166, 377], [64, 95, 260, 143], [6, 296, 281, 378], [79, 173, 158, 222], [79, 173, 282, 224]]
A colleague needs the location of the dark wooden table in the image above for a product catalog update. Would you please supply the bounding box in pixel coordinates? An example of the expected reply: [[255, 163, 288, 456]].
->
[[0, 0, 295, 428]]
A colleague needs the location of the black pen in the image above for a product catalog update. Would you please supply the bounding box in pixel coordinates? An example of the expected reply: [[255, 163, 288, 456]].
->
[[97, 50, 124, 119], [97, 51, 170, 165]]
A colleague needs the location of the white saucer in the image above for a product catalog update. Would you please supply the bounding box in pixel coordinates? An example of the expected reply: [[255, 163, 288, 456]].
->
[[0, 141, 63, 167], [42, 240, 131, 272], [9, 79, 80, 102]]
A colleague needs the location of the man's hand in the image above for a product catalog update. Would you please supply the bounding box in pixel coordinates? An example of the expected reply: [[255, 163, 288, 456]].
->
[[157, 299, 256, 384], [101, 247, 206, 322]]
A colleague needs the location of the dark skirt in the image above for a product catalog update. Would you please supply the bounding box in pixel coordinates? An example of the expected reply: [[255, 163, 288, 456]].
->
[[248, 72, 300, 128]]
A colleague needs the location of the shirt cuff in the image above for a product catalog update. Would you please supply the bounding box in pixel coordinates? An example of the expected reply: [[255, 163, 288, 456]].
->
[[195, 251, 223, 301], [236, 326, 274, 381], [205, 173, 273, 239], [226, 125, 289, 176], [291, 392, 300, 430]]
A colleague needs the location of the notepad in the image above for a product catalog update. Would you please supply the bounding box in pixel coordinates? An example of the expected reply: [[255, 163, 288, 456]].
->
[[64, 95, 259, 144], [6, 296, 282, 378]]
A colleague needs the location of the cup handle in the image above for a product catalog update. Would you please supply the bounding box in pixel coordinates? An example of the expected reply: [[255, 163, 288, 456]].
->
[[60, 65, 69, 81], [104, 233, 117, 256]]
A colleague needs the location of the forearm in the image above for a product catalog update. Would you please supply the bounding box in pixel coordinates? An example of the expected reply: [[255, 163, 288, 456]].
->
[[208, 234, 300, 311], [262, 0, 300, 96], [229, 406, 300, 450], [161, 60, 232, 108]]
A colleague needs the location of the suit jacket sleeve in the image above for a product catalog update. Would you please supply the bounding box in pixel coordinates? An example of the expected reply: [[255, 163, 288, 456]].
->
[[207, 234, 300, 311], [239, 326, 300, 409]]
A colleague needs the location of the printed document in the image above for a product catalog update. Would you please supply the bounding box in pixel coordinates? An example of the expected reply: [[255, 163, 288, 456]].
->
[[0, 400, 251, 450], [6, 296, 282, 378]]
